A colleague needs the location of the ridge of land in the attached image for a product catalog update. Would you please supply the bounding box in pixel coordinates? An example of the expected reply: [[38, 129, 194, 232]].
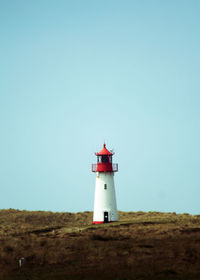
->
[[1, 209, 200, 280]]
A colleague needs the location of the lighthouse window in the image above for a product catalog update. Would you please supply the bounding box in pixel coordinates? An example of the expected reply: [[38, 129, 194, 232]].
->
[[98, 156, 102, 163], [104, 184, 107, 190], [102, 155, 109, 163]]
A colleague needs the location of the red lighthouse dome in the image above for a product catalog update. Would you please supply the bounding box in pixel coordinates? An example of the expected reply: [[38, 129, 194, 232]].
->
[[96, 143, 113, 156], [92, 143, 118, 173]]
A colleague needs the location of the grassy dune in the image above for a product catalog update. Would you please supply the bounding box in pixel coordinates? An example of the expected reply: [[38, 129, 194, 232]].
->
[[0, 209, 200, 280]]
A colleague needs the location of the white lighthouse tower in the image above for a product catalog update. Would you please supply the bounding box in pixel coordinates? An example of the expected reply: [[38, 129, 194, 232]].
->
[[92, 143, 118, 224]]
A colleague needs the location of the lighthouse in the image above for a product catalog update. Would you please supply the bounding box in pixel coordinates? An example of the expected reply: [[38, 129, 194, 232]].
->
[[92, 143, 118, 224]]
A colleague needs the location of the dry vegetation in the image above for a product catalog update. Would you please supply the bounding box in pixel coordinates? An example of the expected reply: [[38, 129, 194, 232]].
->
[[1, 209, 200, 280]]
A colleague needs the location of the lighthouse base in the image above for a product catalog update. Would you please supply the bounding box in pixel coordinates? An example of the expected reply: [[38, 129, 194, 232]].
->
[[93, 221, 117, 224]]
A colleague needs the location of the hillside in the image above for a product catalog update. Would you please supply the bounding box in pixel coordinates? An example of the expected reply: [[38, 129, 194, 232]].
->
[[0, 209, 200, 280]]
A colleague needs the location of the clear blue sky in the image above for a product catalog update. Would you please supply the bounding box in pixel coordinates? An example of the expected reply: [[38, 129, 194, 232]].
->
[[0, 0, 200, 214]]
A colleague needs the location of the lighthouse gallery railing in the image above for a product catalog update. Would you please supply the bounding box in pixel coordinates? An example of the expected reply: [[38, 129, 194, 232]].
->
[[92, 163, 118, 172]]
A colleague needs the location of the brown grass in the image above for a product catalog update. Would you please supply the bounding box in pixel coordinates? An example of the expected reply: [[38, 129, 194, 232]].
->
[[0, 209, 200, 280]]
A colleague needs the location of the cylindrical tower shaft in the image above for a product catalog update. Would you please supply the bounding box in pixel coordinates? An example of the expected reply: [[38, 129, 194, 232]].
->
[[93, 172, 118, 223]]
